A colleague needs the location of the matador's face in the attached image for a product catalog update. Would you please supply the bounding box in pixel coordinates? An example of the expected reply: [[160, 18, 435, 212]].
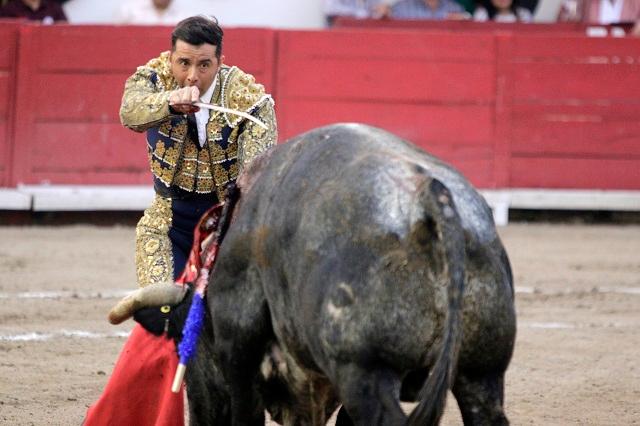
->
[[170, 40, 223, 96]]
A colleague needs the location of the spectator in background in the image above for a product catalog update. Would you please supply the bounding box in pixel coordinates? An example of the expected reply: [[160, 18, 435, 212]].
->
[[0, 0, 66, 23], [456, 0, 477, 14], [388, 0, 470, 19], [519, 0, 539, 13], [115, 0, 186, 25], [557, 0, 640, 25], [324, 0, 396, 26], [474, 0, 533, 21]]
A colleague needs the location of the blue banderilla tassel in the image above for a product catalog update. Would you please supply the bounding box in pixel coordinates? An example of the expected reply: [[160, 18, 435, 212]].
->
[[179, 291, 206, 364], [172, 288, 206, 392]]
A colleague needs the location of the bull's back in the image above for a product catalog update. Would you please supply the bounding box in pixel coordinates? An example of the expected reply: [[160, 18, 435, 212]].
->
[[229, 123, 513, 371], [230, 124, 462, 366]]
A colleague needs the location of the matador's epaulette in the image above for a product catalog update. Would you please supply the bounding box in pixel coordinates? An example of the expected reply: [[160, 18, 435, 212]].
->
[[139, 51, 177, 91], [220, 66, 271, 129]]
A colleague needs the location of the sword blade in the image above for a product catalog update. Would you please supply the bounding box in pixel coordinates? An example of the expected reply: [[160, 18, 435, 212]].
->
[[193, 102, 268, 129]]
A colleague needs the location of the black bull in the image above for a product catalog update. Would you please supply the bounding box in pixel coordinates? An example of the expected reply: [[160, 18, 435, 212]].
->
[[179, 123, 516, 425]]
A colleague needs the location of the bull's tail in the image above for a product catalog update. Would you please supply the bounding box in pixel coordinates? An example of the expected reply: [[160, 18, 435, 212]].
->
[[408, 178, 465, 426]]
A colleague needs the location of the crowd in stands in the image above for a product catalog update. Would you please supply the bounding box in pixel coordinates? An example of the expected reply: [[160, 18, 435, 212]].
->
[[324, 0, 640, 31], [114, 0, 187, 25], [0, 0, 67, 23], [0, 0, 185, 25], [0, 0, 639, 35]]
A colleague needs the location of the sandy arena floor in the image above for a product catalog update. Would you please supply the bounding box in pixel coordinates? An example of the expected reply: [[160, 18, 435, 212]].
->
[[0, 223, 639, 425]]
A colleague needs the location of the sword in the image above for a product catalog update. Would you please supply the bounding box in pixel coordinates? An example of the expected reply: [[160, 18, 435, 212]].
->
[[193, 102, 268, 129]]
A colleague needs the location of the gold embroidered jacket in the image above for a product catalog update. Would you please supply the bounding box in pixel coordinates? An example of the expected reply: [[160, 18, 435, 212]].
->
[[120, 51, 277, 200]]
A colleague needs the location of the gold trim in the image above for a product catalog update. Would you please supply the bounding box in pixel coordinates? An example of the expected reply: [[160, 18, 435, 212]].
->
[[135, 195, 174, 288]]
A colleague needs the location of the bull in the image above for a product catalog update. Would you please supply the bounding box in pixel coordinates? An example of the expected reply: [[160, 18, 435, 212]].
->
[[211, 123, 515, 425], [111, 123, 516, 425]]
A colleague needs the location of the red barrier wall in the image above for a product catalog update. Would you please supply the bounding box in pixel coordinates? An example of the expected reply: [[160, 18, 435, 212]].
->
[[0, 23, 19, 186], [10, 24, 276, 186], [505, 34, 640, 189], [2, 22, 639, 191], [276, 29, 499, 187]]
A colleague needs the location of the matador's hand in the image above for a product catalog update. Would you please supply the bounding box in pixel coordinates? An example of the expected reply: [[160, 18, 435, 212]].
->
[[169, 86, 200, 114]]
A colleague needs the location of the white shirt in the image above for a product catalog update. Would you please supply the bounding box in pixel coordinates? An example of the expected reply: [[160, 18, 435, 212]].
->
[[323, 0, 390, 18], [115, 0, 186, 25], [598, 0, 624, 24], [195, 76, 216, 147], [473, 7, 533, 22]]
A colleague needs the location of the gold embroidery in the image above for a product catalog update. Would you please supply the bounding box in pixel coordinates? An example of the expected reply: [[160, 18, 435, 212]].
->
[[162, 168, 173, 184], [213, 166, 230, 187], [204, 108, 239, 197], [174, 171, 195, 192], [120, 52, 177, 132], [221, 66, 267, 128], [144, 51, 176, 91], [198, 148, 211, 170], [164, 144, 182, 167], [228, 162, 239, 177], [229, 127, 240, 145], [195, 149, 213, 193], [144, 239, 160, 254], [154, 140, 166, 158], [237, 99, 277, 168], [172, 136, 203, 192], [151, 159, 164, 181], [209, 141, 229, 163], [130, 61, 275, 197], [158, 121, 171, 137], [196, 176, 213, 193], [135, 195, 173, 288], [170, 120, 188, 142]]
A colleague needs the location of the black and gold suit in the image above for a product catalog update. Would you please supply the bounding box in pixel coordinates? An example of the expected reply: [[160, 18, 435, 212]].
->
[[120, 51, 277, 287]]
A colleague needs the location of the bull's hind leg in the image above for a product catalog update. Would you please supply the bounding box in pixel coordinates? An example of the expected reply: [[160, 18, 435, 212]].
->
[[210, 270, 271, 426], [452, 371, 509, 426], [333, 364, 405, 426], [216, 336, 266, 426]]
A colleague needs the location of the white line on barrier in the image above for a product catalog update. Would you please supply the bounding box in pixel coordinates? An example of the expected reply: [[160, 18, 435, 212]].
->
[[519, 321, 639, 329], [520, 322, 575, 329], [0, 290, 132, 300], [597, 287, 640, 295], [0, 330, 130, 342], [514, 286, 640, 296], [1, 321, 637, 343]]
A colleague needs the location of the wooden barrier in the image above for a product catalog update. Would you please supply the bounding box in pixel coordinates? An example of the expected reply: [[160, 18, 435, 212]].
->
[[276, 28, 498, 187], [506, 34, 640, 189], [0, 22, 20, 187], [1, 22, 639, 210]]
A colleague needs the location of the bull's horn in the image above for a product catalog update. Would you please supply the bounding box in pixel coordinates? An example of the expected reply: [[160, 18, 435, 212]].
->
[[108, 281, 188, 325]]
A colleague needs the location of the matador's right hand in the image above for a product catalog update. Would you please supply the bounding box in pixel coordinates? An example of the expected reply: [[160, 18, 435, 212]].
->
[[169, 86, 200, 114]]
